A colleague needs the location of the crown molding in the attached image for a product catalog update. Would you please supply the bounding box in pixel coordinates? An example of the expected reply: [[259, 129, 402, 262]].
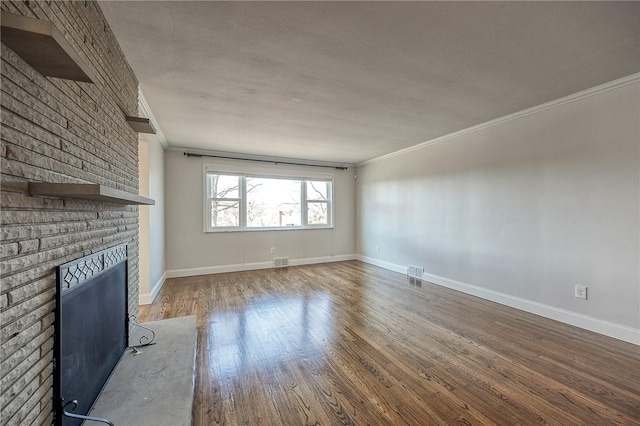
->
[[138, 87, 168, 149], [358, 73, 640, 167]]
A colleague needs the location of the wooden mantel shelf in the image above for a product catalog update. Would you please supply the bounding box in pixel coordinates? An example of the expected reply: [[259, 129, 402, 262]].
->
[[0, 11, 96, 83], [125, 116, 156, 134], [29, 183, 155, 205]]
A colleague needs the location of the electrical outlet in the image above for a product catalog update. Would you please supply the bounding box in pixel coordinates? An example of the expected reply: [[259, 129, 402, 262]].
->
[[270, 247, 275, 254], [575, 285, 588, 300], [376, 246, 380, 253]]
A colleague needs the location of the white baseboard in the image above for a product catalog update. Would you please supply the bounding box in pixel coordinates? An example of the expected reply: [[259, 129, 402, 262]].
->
[[290, 254, 355, 266], [139, 272, 166, 305], [165, 254, 356, 279], [356, 255, 639, 346], [355, 255, 406, 274]]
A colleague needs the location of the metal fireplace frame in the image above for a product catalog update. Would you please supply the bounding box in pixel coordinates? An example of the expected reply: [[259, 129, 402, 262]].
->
[[53, 244, 129, 426]]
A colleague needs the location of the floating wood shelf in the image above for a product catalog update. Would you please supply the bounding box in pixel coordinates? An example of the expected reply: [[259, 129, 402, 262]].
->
[[125, 116, 156, 134], [29, 183, 155, 205], [1, 11, 96, 83]]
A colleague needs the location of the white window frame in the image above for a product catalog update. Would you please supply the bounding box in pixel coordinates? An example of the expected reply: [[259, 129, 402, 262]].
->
[[204, 172, 244, 230], [303, 180, 333, 228], [203, 164, 334, 233]]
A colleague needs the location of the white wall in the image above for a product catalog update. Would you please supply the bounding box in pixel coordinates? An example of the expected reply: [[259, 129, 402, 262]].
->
[[138, 135, 166, 304], [138, 139, 151, 301], [149, 136, 166, 292], [165, 152, 356, 276], [356, 80, 640, 344]]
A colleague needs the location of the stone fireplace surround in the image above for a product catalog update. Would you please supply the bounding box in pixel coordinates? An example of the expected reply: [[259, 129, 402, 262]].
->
[[1, 2, 141, 424]]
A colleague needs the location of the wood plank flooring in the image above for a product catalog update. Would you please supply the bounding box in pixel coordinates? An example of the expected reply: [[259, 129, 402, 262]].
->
[[139, 261, 640, 425]]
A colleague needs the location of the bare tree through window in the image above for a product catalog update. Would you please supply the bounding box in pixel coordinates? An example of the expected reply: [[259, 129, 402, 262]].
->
[[246, 177, 301, 227], [307, 181, 329, 225], [209, 174, 239, 227], [206, 172, 332, 230]]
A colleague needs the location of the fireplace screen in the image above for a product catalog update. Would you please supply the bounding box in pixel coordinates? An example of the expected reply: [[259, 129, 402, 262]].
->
[[54, 244, 128, 426]]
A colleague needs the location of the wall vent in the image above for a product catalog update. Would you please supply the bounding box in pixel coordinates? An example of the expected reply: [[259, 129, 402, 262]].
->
[[407, 265, 424, 279], [273, 257, 290, 269]]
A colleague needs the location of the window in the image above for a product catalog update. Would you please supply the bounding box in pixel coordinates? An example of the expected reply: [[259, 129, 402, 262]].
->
[[246, 177, 302, 227], [306, 180, 330, 225], [207, 173, 242, 228], [205, 168, 333, 232]]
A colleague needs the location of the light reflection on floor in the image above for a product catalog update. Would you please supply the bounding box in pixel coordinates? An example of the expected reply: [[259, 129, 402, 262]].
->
[[207, 292, 332, 377]]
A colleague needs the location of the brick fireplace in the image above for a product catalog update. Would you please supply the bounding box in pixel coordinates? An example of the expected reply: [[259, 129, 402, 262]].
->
[[1, 2, 141, 424]]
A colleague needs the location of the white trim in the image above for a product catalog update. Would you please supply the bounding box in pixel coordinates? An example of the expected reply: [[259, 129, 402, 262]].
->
[[139, 272, 166, 305], [138, 87, 168, 149], [289, 254, 354, 266], [355, 255, 406, 274], [358, 73, 640, 167], [165, 254, 356, 279], [356, 255, 640, 346]]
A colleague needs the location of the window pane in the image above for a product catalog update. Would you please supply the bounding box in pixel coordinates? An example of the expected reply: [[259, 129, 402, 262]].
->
[[306, 181, 329, 201], [209, 174, 239, 199], [308, 201, 328, 225], [246, 177, 301, 227], [210, 200, 239, 227]]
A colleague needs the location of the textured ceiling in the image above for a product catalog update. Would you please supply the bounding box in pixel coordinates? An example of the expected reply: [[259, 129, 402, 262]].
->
[[100, 1, 640, 164]]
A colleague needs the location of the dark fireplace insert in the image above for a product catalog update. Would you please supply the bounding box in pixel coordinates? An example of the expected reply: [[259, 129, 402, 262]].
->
[[54, 244, 128, 426]]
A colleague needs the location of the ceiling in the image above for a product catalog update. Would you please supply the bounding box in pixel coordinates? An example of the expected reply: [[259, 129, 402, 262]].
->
[[99, 1, 640, 165]]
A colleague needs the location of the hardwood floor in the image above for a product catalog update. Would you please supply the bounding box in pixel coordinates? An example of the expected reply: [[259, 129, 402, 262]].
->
[[139, 261, 640, 425]]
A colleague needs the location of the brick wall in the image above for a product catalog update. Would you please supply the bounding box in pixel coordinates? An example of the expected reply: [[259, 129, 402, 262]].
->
[[1, 1, 141, 425]]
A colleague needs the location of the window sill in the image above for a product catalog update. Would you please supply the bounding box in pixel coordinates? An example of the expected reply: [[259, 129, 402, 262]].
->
[[204, 226, 334, 234]]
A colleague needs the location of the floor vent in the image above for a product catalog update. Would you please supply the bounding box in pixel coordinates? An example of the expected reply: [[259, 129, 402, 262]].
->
[[273, 257, 290, 269], [407, 265, 424, 279], [408, 277, 423, 289]]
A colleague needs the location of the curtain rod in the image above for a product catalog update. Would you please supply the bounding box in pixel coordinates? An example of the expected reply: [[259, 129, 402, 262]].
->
[[183, 152, 349, 170]]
